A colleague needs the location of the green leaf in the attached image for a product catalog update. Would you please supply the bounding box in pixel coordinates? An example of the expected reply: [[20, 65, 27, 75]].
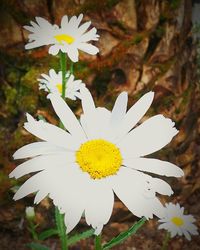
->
[[68, 229, 95, 246], [103, 217, 146, 249], [54, 206, 67, 248], [38, 228, 58, 241], [27, 242, 50, 250], [55, 207, 66, 239]]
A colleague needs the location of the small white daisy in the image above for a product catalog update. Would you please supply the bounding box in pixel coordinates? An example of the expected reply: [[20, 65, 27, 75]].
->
[[10, 89, 184, 235], [158, 203, 198, 240], [38, 69, 85, 100], [24, 14, 99, 62]]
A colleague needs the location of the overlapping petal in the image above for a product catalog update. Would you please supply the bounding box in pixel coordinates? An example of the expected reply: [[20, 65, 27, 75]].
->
[[48, 93, 86, 142], [123, 158, 184, 177], [118, 115, 178, 157], [24, 113, 80, 150]]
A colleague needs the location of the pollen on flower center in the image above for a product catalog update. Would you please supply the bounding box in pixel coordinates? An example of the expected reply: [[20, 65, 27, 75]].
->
[[54, 34, 75, 45], [76, 139, 122, 179], [56, 83, 62, 93], [171, 217, 184, 227]]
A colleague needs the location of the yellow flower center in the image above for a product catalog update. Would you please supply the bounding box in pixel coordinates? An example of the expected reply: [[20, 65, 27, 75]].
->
[[56, 83, 62, 94], [54, 34, 75, 45], [76, 139, 122, 179], [171, 217, 184, 227]]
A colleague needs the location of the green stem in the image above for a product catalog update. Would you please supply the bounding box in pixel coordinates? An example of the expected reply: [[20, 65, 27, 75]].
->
[[95, 234, 102, 250], [28, 221, 38, 241], [103, 217, 146, 249], [59, 51, 67, 99], [70, 60, 74, 75], [55, 207, 68, 250], [56, 51, 68, 250], [161, 232, 171, 250]]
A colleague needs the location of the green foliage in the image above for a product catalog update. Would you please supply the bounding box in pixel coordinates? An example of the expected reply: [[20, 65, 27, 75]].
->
[[170, 0, 182, 10], [102, 217, 146, 249], [55, 207, 67, 250], [106, 0, 120, 9], [3, 84, 18, 115], [131, 35, 143, 45], [68, 229, 95, 246], [38, 228, 58, 241], [27, 242, 50, 250]]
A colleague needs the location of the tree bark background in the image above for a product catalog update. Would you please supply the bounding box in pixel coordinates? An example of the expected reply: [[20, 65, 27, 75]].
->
[[0, 0, 199, 249]]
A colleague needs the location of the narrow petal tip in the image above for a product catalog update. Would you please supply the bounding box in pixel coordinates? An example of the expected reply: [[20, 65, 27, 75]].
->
[[9, 172, 14, 178]]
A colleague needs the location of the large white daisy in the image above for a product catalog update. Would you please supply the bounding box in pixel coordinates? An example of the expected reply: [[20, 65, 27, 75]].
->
[[158, 203, 198, 240], [24, 14, 99, 62], [10, 89, 184, 235], [38, 69, 85, 100]]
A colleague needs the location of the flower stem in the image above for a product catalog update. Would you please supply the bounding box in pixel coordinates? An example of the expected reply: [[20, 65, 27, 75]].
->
[[28, 221, 38, 240], [70, 60, 74, 75], [56, 51, 68, 250], [55, 206, 68, 250], [95, 234, 102, 250], [161, 232, 171, 250], [59, 51, 67, 99]]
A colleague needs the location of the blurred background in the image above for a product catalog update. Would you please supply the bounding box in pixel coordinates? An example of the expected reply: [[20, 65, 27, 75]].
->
[[0, 0, 200, 249]]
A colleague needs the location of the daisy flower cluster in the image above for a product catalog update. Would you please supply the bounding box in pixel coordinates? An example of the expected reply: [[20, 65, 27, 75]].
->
[[10, 12, 198, 249]]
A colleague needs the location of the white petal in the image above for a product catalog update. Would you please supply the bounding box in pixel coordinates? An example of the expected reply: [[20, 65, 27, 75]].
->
[[13, 171, 46, 200], [64, 205, 84, 233], [80, 87, 96, 115], [80, 107, 112, 140], [182, 229, 192, 240], [72, 14, 83, 28], [24, 113, 80, 150], [158, 222, 168, 230], [111, 92, 128, 125], [25, 41, 43, 50], [34, 189, 48, 204], [67, 47, 79, 62], [119, 115, 178, 157], [78, 43, 99, 55], [78, 21, 91, 34], [23, 25, 35, 32], [80, 27, 99, 42], [84, 181, 114, 235], [47, 164, 87, 233], [123, 158, 184, 177], [150, 178, 173, 196], [35, 17, 52, 29], [109, 167, 165, 218], [48, 94, 86, 142], [61, 15, 68, 28], [182, 222, 198, 235], [113, 91, 154, 142], [49, 45, 59, 55], [13, 142, 66, 159], [10, 153, 74, 179]]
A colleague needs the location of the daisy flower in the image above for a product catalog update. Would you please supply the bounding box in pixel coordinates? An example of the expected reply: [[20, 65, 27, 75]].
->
[[10, 89, 184, 235], [38, 69, 85, 100], [24, 14, 99, 62], [158, 203, 198, 240]]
